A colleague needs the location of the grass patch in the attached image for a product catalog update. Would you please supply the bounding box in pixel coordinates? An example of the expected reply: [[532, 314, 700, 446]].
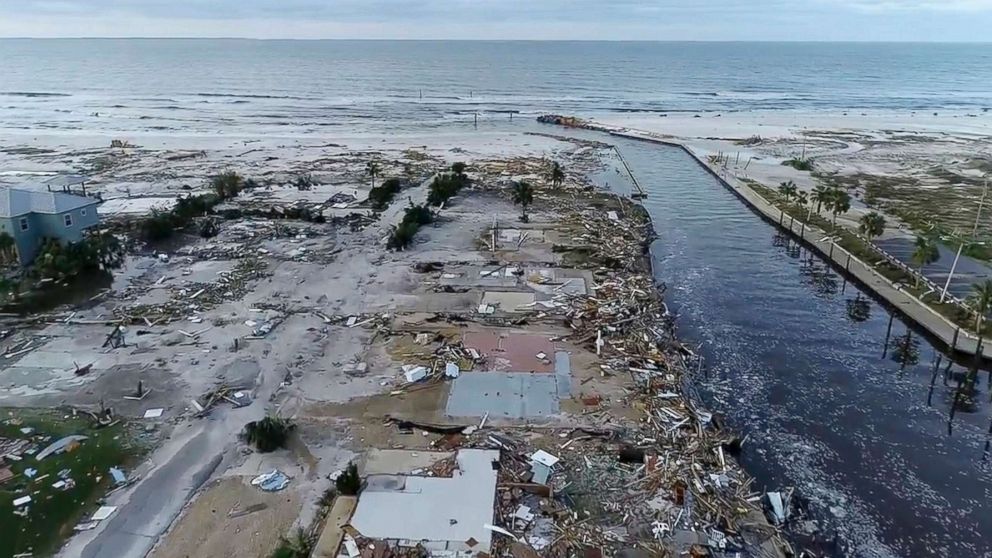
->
[[748, 180, 992, 335], [820, 171, 992, 261], [0, 409, 143, 558], [783, 157, 814, 171]]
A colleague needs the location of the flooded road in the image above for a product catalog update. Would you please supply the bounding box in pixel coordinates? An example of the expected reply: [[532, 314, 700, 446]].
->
[[609, 137, 992, 557]]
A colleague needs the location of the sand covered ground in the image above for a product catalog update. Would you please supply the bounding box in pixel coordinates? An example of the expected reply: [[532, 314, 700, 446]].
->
[[0, 128, 628, 558], [592, 110, 992, 241]]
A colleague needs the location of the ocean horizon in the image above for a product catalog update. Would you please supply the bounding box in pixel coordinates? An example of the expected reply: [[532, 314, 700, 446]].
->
[[1, 39, 990, 139]]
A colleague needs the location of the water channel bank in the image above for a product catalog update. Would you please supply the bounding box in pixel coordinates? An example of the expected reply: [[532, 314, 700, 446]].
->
[[613, 129, 991, 360], [599, 134, 992, 557]]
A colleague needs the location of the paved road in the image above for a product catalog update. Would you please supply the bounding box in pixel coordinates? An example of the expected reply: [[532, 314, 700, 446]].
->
[[73, 424, 226, 558]]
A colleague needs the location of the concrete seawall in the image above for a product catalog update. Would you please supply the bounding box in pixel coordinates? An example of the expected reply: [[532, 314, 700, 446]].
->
[[606, 129, 990, 359]]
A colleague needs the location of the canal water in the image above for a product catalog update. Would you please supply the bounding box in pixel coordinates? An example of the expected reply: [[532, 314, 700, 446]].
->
[[605, 136, 992, 557]]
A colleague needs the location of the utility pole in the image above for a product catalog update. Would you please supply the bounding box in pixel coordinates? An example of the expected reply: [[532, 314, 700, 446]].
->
[[941, 239, 965, 303], [943, 177, 990, 303]]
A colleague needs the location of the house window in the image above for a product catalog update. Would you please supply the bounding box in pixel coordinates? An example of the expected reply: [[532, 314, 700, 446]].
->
[[18, 218, 28, 231], [81, 208, 87, 217], [64, 214, 73, 227]]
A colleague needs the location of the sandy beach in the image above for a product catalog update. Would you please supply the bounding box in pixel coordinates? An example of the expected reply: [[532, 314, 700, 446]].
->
[[592, 110, 992, 239]]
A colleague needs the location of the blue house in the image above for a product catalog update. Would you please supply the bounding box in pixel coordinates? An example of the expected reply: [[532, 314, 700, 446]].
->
[[0, 188, 102, 265]]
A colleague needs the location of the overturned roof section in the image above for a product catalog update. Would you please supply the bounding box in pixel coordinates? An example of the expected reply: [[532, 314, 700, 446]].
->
[[0, 188, 100, 218]]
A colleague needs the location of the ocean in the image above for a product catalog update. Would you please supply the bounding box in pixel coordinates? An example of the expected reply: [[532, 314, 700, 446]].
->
[[1, 40, 991, 136]]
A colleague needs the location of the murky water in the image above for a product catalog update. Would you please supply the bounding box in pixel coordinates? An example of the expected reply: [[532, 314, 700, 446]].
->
[[602, 137, 992, 557]]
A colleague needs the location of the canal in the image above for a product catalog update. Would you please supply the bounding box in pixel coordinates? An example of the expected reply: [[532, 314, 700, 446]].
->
[[609, 136, 992, 557]]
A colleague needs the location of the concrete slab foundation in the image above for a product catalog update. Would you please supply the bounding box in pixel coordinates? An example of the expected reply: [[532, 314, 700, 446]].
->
[[462, 331, 555, 373], [445, 373, 559, 419], [349, 449, 500, 555]]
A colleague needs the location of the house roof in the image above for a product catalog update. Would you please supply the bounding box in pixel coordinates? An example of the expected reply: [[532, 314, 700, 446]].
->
[[0, 188, 100, 218]]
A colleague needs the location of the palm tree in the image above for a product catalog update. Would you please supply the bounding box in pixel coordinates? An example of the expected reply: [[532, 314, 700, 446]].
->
[[777, 181, 797, 203], [830, 189, 852, 228], [969, 279, 992, 333], [911, 235, 940, 289], [859, 211, 886, 244], [813, 184, 832, 214], [366, 160, 381, 190], [512, 181, 534, 222], [550, 161, 565, 189]]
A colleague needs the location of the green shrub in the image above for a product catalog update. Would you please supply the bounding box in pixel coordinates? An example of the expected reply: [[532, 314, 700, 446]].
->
[[427, 173, 468, 206], [783, 158, 814, 171], [212, 171, 243, 198], [142, 193, 223, 242], [174, 193, 220, 220], [269, 528, 312, 558], [404, 203, 433, 226], [33, 232, 124, 281], [199, 219, 219, 238], [368, 177, 403, 210], [141, 209, 176, 242], [387, 203, 434, 250], [240, 416, 295, 453], [335, 462, 361, 495], [294, 174, 315, 191], [388, 220, 420, 250]]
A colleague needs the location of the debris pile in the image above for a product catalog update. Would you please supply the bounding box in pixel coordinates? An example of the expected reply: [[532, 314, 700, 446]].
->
[[115, 257, 269, 324], [375, 184, 788, 557]]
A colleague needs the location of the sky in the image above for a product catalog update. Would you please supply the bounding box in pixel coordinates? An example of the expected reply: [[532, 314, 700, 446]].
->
[[1, 0, 991, 41]]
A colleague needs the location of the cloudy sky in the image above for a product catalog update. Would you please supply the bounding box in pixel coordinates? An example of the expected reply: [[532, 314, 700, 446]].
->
[[1, 0, 991, 41]]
